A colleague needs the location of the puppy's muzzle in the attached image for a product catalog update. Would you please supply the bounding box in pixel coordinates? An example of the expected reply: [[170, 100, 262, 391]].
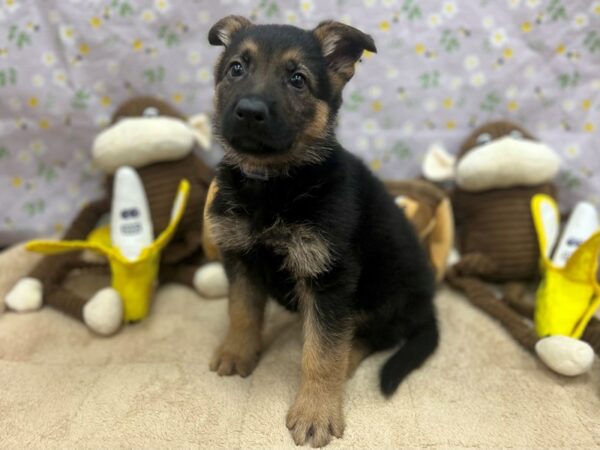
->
[[234, 97, 269, 129]]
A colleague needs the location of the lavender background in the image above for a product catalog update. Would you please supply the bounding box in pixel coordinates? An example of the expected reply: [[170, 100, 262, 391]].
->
[[1, 0, 599, 244]]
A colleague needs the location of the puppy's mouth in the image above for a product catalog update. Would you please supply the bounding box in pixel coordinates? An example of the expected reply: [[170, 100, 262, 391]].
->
[[226, 134, 291, 157], [223, 126, 292, 158]]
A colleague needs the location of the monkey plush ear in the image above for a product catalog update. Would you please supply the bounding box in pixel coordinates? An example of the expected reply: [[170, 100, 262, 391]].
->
[[422, 143, 457, 182], [313, 21, 376, 83], [208, 15, 251, 47]]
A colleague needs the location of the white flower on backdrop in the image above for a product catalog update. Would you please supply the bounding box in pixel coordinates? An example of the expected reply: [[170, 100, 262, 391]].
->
[[490, 28, 508, 48], [469, 72, 487, 88], [442, 1, 458, 18]]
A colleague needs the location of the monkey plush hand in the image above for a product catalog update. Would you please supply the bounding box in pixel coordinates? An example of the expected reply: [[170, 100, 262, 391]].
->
[[5, 97, 218, 335]]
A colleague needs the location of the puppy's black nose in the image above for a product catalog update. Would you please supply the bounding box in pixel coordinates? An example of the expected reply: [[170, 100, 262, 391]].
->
[[234, 98, 268, 124]]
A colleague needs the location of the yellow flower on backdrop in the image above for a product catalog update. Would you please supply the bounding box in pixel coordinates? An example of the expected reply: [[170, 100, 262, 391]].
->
[[79, 43, 90, 56], [171, 92, 184, 104], [507, 100, 519, 112], [90, 17, 102, 29], [521, 21, 532, 33], [370, 159, 382, 171]]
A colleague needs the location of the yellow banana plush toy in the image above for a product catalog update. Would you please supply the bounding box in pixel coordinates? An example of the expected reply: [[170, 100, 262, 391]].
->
[[531, 194, 600, 376], [26, 167, 190, 324]]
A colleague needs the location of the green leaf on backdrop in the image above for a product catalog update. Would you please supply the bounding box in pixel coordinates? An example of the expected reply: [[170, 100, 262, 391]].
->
[[480, 91, 500, 112], [0, 68, 18, 87], [583, 31, 600, 54], [0, 146, 10, 159], [23, 200, 46, 217], [401, 0, 422, 20]]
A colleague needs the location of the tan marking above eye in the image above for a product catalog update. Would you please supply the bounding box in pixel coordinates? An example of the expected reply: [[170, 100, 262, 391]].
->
[[281, 48, 303, 62], [239, 39, 258, 55]]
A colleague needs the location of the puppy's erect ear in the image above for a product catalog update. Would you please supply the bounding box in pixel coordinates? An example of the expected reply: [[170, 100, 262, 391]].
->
[[208, 15, 251, 47], [313, 21, 377, 83]]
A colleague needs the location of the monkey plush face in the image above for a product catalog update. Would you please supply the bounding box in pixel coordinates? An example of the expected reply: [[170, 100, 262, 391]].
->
[[424, 121, 560, 193], [92, 97, 211, 174], [455, 121, 560, 192]]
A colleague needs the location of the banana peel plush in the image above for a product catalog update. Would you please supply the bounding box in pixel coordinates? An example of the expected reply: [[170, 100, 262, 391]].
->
[[26, 167, 190, 326], [531, 194, 600, 376]]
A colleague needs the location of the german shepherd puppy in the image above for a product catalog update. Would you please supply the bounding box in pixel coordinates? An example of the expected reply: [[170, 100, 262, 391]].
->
[[207, 16, 438, 447]]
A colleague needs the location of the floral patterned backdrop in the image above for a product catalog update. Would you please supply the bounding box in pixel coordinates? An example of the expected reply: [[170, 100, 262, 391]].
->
[[0, 0, 599, 244]]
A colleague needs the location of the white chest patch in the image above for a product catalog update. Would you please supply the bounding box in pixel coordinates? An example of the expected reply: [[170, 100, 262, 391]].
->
[[209, 214, 334, 278]]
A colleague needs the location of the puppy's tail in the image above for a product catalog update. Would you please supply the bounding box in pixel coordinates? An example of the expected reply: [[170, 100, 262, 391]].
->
[[379, 317, 439, 397]]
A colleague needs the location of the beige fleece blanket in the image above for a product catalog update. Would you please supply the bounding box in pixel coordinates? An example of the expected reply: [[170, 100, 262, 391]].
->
[[0, 243, 598, 449]]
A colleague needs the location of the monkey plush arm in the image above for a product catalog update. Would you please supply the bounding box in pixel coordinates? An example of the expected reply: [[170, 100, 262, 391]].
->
[[160, 154, 214, 264], [161, 228, 204, 263], [29, 197, 111, 283]]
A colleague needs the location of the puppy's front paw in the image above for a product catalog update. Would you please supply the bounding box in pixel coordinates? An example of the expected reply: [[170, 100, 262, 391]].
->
[[209, 337, 260, 377], [286, 394, 344, 448]]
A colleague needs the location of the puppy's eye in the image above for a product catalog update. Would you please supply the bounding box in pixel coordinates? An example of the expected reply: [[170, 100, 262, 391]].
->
[[289, 72, 306, 89], [229, 62, 244, 78], [476, 133, 491, 145]]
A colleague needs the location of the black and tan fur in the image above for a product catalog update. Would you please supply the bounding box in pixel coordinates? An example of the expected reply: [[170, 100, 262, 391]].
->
[[206, 16, 438, 447]]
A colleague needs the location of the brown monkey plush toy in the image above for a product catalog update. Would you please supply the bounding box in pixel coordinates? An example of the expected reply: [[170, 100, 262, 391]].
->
[[5, 97, 219, 335], [424, 120, 562, 351]]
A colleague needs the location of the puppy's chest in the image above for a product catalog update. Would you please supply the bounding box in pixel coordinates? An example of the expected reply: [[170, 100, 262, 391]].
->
[[211, 212, 334, 278]]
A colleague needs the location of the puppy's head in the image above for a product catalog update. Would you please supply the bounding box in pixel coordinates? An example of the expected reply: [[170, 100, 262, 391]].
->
[[208, 16, 376, 174]]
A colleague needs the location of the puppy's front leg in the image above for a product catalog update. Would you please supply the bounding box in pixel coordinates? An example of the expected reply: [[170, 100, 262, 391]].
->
[[286, 285, 352, 448], [210, 262, 267, 377]]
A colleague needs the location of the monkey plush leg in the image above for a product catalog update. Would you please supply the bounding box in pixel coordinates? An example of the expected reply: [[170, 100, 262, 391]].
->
[[446, 268, 538, 352]]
